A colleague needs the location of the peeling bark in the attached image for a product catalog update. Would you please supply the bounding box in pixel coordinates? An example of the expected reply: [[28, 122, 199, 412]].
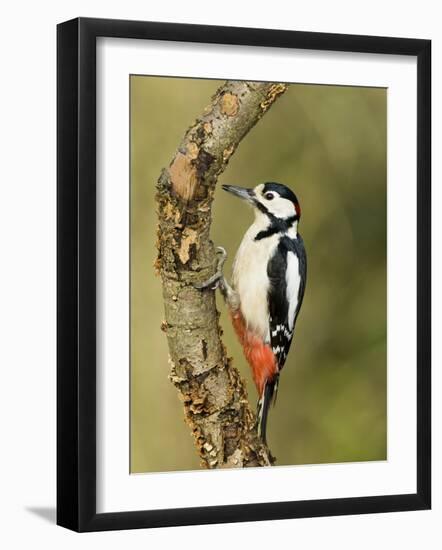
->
[[155, 81, 288, 468]]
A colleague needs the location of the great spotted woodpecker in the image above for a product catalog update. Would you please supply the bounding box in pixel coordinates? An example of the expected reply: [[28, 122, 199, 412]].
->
[[196, 182, 307, 444]]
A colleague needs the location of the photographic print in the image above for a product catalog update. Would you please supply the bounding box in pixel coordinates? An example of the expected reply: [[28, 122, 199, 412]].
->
[[130, 76, 387, 473], [57, 18, 430, 531]]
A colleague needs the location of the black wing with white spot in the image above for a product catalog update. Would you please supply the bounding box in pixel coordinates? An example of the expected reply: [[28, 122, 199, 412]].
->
[[267, 235, 307, 369]]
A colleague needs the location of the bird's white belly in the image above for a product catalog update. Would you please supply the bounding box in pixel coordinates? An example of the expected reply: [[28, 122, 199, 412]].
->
[[232, 230, 279, 341]]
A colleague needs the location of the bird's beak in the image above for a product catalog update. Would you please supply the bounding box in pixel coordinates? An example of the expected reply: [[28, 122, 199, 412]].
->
[[222, 185, 255, 204]]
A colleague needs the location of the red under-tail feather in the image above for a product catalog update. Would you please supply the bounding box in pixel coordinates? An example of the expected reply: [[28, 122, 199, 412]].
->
[[230, 309, 278, 443], [229, 309, 278, 396]]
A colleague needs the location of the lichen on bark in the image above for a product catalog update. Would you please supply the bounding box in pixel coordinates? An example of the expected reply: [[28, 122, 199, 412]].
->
[[155, 80, 288, 468]]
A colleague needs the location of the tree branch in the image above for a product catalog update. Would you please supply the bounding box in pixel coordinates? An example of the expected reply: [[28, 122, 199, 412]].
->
[[155, 80, 288, 468]]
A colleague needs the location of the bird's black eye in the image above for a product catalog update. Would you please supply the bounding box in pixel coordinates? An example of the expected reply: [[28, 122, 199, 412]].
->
[[265, 192, 274, 200]]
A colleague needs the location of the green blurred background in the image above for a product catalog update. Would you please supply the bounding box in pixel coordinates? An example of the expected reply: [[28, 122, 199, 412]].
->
[[130, 76, 387, 473]]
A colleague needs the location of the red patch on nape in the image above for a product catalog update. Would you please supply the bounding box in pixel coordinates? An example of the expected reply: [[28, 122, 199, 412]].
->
[[230, 309, 277, 396], [294, 201, 301, 218]]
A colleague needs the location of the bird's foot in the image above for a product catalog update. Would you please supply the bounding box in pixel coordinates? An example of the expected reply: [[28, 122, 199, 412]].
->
[[194, 247, 227, 290]]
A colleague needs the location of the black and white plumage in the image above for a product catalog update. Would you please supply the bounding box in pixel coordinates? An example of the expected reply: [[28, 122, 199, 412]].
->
[[267, 235, 307, 369], [220, 182, 307, 444]]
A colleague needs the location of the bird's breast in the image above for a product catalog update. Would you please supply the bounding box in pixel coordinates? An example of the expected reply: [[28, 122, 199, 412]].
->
[[231, 227, 279, 342]]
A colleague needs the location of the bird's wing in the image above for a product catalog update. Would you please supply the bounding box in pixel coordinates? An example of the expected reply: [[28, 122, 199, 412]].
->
[[267, 235, 307, 370], [286, 234, 307, 327]]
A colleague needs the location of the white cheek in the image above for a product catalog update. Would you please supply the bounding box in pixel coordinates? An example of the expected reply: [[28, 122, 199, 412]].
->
[[271, 198, 295, 218]]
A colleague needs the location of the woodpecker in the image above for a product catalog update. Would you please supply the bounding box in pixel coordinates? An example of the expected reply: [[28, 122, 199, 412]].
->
[[196, 182, 307, 444]]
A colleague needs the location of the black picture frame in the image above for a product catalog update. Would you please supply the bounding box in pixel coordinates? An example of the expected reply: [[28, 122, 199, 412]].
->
[[57, 17, 431, 532]]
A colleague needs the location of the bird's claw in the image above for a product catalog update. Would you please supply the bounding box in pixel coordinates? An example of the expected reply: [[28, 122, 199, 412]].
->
[[215, 245, 227, 262], [194, 247, 227, 290], [193, 276, 220, 291]]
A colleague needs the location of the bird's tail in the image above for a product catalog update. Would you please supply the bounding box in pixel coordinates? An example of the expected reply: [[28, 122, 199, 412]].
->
[[257, 375, 279, 445]]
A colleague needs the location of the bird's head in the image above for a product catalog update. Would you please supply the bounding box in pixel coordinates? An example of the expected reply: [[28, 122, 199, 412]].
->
[[222, 182, 301, 222]]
